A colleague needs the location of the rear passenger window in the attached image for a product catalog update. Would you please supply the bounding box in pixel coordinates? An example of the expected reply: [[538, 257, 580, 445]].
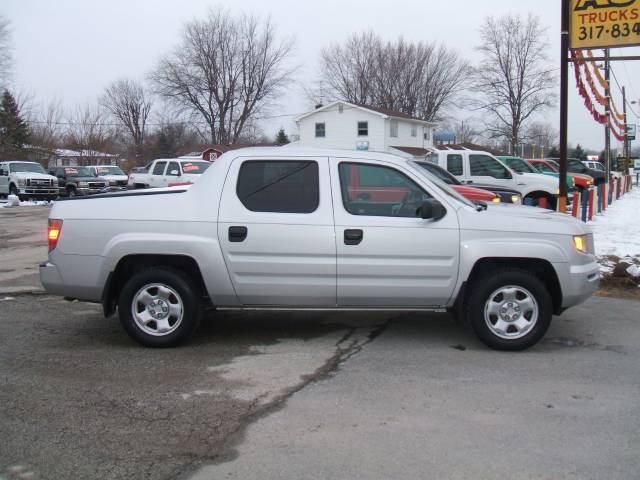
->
[[237, 161, 319, 213], [447, 155, 463, 176], [167, 162, 180, 176], [469, 155, 511, 179], [153, 162, 167, 175]]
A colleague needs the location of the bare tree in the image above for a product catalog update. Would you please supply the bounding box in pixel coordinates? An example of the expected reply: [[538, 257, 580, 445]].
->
[[64, 104, 113, 163], [525, 120, 558, 158], [454, 119, 480, 144], [0, 14, 11, 88], [150, 8, 293, 145], [473, 14, 555, 154], [29, 97, 64, 149], [101, 78, 152, 160], [320, 32, 470, 121]]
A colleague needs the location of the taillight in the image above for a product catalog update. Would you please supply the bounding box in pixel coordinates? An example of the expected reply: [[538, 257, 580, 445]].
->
[[48, 219, 63, 252]]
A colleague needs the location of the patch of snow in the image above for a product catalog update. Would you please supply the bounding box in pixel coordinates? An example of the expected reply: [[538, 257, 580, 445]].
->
[[1, 196, 52, 208], [627, 264, 640, 278], [591, 186, 640, 259]]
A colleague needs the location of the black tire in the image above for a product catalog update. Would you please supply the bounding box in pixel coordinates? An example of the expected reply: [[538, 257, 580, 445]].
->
[[9, 184, 24, 202], [118, 267, 202, 347], [466, 268, 552, 351], [67, 187, 76, 197]]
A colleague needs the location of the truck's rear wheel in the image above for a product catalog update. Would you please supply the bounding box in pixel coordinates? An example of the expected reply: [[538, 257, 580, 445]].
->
[[466, 268, 552, 351], [118, 267, 201, 347]]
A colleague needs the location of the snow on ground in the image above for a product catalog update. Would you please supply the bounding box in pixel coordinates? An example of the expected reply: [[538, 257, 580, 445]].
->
[[589, 185, 640, 275], [0, 195, 51, 208]]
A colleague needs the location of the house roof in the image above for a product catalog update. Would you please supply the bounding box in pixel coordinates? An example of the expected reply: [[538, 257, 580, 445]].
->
[[390, 146, 431, 157], [294, 101, 437, 126]]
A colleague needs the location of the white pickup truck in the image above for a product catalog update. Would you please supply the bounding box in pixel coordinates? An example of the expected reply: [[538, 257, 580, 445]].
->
[[127, 158, 212, 189], [0, 161, 59, 201], [426, 148, 560, 208], [40, 148, 599, 351]]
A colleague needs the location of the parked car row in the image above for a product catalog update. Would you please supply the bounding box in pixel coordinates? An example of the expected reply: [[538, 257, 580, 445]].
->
[[1, 154, 608, 211], [0, 159, 214, 201], [425, 148, 559, 208]]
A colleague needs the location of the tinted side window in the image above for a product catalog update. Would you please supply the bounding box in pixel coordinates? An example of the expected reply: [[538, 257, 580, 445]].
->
[[237, 161, 319, 213], [152, 161, 167, 175], [167, 162, 180, 176], [339, 163, 431, 218], [447, 155, 463, 175], [469, 155, 511, 179]]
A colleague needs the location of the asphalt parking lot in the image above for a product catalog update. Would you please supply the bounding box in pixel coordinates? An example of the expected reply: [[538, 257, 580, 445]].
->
[[1, 206, 639, 480]]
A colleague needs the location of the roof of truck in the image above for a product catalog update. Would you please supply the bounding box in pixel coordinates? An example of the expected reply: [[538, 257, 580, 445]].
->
[[219, 147, 410, 165]]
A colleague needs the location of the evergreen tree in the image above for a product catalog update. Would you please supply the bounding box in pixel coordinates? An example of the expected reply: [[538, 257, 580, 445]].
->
[[0, 89, 30, 158], [547, 146, 559, 158], [570, 143, 586, 160], [275, 127, 290, 145]]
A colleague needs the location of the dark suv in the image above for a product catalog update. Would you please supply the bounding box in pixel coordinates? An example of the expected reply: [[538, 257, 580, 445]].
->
[[548, 157, 606, 185], [50, 166, 109, 197]]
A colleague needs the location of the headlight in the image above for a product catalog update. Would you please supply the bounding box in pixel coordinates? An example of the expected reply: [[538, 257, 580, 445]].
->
[[77, 181, 88, 187], [511, 195, 521, 204], [492, 196, 500, 203], [16, 178, 25, 186], [573, 235, 588, 253]]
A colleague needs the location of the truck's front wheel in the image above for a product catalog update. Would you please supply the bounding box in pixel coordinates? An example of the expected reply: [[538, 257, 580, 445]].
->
[[118, 267, 201, 347], [466, 269, 552, 351]]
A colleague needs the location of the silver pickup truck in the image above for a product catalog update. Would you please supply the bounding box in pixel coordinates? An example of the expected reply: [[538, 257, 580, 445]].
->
[[40, 148, 600, 350]]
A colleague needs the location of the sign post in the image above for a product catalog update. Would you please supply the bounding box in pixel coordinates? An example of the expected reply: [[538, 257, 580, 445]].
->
[[561, 0, 640, 212], [559, 1, 571, 213]]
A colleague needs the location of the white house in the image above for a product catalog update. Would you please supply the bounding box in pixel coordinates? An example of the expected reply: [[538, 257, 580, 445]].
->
[[293, 101, 437, 158]]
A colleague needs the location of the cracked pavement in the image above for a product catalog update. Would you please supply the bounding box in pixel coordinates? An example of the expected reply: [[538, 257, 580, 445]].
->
[[2, 206, 640, 480]]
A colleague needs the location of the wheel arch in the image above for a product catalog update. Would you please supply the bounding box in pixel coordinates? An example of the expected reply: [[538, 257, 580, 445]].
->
[[456, 257, 563, 316], [102, 254, 209, 317]]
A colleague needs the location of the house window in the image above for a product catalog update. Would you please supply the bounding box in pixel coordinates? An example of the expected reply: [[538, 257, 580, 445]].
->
[[315, 122, 326, 138], [390, 120, 398, 137], [411, 125, 417, 137], [357, 121, 368, 136], [424, 128, 431, 141]]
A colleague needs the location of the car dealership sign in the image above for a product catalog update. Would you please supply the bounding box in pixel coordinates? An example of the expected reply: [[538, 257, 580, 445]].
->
[[571, 0, 640, 49]]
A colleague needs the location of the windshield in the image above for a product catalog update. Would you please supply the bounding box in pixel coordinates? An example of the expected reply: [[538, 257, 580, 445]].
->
[[408, 161, 476, 209], [414, 161, 460, 185], [9, 162, 46, 174], [63, 167, 93, 177], [94, 166, 125, 176], [503, 157, 539, 174], [535, 162, 557, 174], [180, 161, 211, 174]]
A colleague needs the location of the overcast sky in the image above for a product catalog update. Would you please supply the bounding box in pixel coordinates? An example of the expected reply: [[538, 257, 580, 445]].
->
[[4, 0, 640, 150]]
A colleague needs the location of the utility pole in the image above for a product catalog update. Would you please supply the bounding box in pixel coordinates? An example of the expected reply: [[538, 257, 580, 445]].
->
[[558, 0, 569, 213], [623, 86, 629, 160], [604, 48, 611, 181]]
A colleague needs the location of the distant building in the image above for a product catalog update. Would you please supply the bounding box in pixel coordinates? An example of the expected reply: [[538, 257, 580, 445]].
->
[[293, 100, 437, 159], [27, 147, 120, 169], [433, 131, 456, 146]]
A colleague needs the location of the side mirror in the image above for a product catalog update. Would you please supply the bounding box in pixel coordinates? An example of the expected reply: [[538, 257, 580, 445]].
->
[[416, 199, 446, 220]]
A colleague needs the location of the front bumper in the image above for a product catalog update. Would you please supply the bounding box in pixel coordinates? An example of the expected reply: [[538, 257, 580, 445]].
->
[[557, 260, 600, 310], [18, 187, 59, 196]]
